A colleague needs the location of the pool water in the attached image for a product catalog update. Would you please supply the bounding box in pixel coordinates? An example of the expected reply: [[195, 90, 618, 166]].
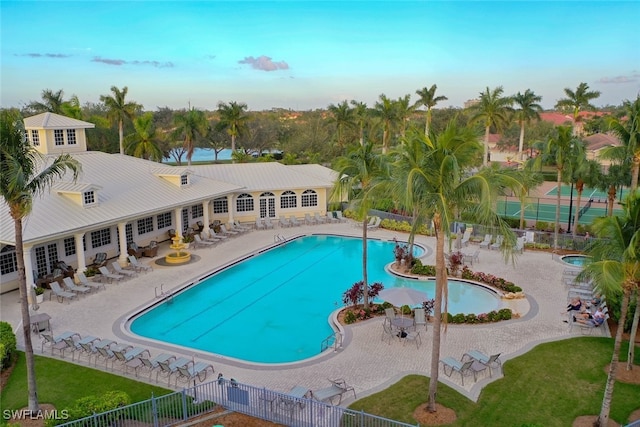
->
[[561, 255, 591, 267], [130, 235, 501, 364]]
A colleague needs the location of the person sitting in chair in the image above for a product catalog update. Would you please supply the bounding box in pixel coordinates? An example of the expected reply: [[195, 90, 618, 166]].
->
[[576, 307, 605, 327], [566, 297, 582, 312]]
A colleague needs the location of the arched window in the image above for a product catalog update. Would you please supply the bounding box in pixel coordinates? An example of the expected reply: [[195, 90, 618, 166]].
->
[[260, 192, 276, 218], [280, 191, 297, 209], [236, 193, 254, 212], [301, 189, 318, 207]]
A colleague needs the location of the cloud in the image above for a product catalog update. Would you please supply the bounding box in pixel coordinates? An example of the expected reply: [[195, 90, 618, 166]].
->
[[597, 74, 639, 84], [17, 53, 71, 58], [238, 55, 289, 71], [91, 57, 174, 68]]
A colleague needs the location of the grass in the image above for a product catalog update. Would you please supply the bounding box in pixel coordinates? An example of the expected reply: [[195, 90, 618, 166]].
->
[[0, 352, 171, 412], [348, 337, 640, 426]]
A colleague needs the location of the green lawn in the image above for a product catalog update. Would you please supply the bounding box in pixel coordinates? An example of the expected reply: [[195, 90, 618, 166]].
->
[[348, 338, 640, 427]]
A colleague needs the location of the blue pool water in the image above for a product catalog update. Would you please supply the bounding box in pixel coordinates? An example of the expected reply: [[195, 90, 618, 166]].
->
[[129, 235, 501, 364], [561, 255, 591, 267]]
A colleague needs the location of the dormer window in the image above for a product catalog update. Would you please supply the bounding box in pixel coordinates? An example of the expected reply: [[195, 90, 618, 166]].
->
[[54, 129, 64, 145], [31, 130, 40, 146], [83, 190, 96, 206], [181, 174, 188, 186]]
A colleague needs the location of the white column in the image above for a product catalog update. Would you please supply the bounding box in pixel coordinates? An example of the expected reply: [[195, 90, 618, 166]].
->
[[117, 222, 128, 266], [24, 246, 35, 304], [174, 207, 183, 237], [227, 194, 234, 224], [75, 233, 86, 274], [203, 201, 210, 231]]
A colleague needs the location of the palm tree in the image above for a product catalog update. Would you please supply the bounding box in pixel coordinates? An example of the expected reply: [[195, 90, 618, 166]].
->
[[538, 125, 585, 250], [173, 107, 208, 166], [513, 89, 543, 161], [394, 94, 414, 139], [506, 161, 544, 230], [554, 82, 601, 135], [600, 96, 640, 190], [216, 101, 249, 155], [100, 86, 141, 155], [125, 112, 164, 161], [391, 122, 521, 412], [578, 190, 640, 426], [468, 86, 514, 166], [27, 89, 65, 114], [327, 100, 356, 150], [332, 141, 389, 309], [372, 94, 397, 154], [0, 109, 80, 412], [570, 159, 602, 237], [350, 100, 368, 146], [414, 84, 448, 135]]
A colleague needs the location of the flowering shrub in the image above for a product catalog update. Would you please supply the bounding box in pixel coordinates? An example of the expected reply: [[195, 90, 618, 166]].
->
[[447, 251, 464, 276], [460, 266, 522, 293], [447, 308, 512, 324], [410, 259, 436, 276], [342, 281, 384, 307]]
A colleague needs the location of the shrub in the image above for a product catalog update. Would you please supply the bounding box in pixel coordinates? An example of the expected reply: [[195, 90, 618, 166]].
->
[[459, 266, 522, 293], [411, 260, 436, 276], [84, 266, 99, 277], [498, 308, 513, 320], [343, 310, 357, 324], [451, 313, 466, 324], [0, 321, 17, 371], [535, 221, 550, 231], [342, 281, 384, 307], [422, 299, 435, 317], [47, 391, 131, 426], [465, 313, 478, 323]]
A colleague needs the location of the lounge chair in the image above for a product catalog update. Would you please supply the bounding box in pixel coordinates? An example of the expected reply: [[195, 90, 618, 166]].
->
[[462, 249, 480, 266], [279, 215, 291, 228], [514, 236, 525, 254], [220, 224, 239, 236], [326, 212, 339, 223], [312, 379, 356, 405], [195, 220, 205, 232], [490, 235, 504, 250], [175, 359, 215, 386], [229, 222, 249, 233], [62, 277, 91, 296], [112, 346, 150, 376], [305, 213, 317, 225], [49, 281, 77, 303], [413, 308, 427, 331], [92, 252, 108, 268], [139, 353, 176, 382], [278, 386, 311, 413], [367, 216, 381, 230], [98, 266, 125, 283], [478, 234, 492, 249], [462, 350, 502, 377], [334, 211, 347, 223], [255, 218, 265, 229], [127, 242, 144, 258], [111, 261, 137, 278], [75, 272, 106, 291], [157, 356, 190, 386], [264, 217, 275, 229], [314, 212, 327, 224], [193, 234, 215, 248], [289, 216, 301, 227], [128, 255, 153, 273], [62, 334, 98, 362], [95, 345, 116, 368], [209, 228, 229, 240], [143, 240, 159, 257], [440, 357, 487, 386], [233, 220, 252, 232], [460, 229, 472, 247], [56, 261, 75, 278], [41, 332, 72, 356]]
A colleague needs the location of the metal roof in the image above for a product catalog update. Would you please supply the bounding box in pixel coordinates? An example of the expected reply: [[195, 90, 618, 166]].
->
[[23, 112, 95, 129]]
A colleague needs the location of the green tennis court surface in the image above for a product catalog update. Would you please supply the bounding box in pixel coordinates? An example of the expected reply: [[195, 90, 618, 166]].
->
[[497, 200, 620, 225], [545, 185, 630, 201]]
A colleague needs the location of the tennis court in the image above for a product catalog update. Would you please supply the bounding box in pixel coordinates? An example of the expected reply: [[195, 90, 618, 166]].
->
[[545, 185, 630, 201], [497, 199, 616, 226]]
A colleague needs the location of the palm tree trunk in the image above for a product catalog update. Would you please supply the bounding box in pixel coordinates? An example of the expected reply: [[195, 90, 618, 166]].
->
[[627, 289, 639, 371], [631, 157, 639, 191], [427, 214, 445, 412], [518, 122, 525, 161], [118, 119, 124, 155], [572, 187, 583, 238], [382, 127, 390, 155], [519, 193, 526, 230], [231, 134, 236, 154], [13, 217, 40, 411], [608, 186, 616, 217], [483, 125, 490, 167], [554, 169, 561, 250], [597, 289, 630, 426], [425, 108, 432, 136], [362, 217, 369, 309]]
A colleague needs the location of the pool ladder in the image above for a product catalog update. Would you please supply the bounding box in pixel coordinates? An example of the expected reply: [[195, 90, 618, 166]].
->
[[320, 331, 343, 353], [274, 234, 287, 242], [154, 284, 174, 305]]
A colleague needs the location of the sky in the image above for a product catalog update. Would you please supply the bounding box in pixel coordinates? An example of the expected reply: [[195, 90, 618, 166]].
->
[[1, 1, 639, 112]]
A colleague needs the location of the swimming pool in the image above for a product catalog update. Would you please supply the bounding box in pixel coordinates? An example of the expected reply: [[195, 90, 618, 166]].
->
[[129, 235, 501, 364], [561, 255, 592, 267]]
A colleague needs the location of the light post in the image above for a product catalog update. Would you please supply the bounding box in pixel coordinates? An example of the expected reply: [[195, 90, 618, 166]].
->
[[567, 181, 574, 233]]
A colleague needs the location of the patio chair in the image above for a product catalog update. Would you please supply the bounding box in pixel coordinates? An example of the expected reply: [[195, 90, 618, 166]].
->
[[326, 212, 339, 223], [40, 332, 71, 356], [92, 252, 108, 268], [367, 216, 381, 230], [384, 307, 396, 321], [314, 212, 327, 224], [460, 229, 472, 247], [264, 217, 275, 229], [56, 261, 75, 278], [289, 215, 302, 227], [168, 229, 177, 240], [462, 350, 502, 377], [403, 329, 422, 349], [233, 220, 252, 232], [440, 357, 487, 386], [220, 224, 239, 236], [98, 266, 125, 283], [229, 222, 249, 233], [462, 249, 480, 266], [49, 281, 77, 303], [62, 277, 91, 296], [278, 386, 311, 414], [490, 235, 504, 250], [479, 234, 492, 249], [413, 308, 427, 331], [111, 261, 137, 278], [175, 359, 215, 386], [514, 236, 525, 253], [279, 215, 291, 228], [193, 234, 215, 248], [195, 220, 205, 232], [75, 272, 106, 291], [128, 255, 153, 273], [255, 218, 266, 230], [139, 353, 176, 382], [381, 320, 398, 345], [158, 356, 189, 386], [143, 240, 159, 257], [305, 213, 317, 225], [312, 379, 356, 405], [334, 211, 347, 223], [127, 242, 144, 258], [113, 346, 150, 376]]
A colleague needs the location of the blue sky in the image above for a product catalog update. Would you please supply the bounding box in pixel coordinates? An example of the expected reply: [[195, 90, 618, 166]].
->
[[1, 1, 638, 112]]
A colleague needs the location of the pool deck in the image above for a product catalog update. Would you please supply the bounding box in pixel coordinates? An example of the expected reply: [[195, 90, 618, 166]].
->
[[0, 221, 601, 404]]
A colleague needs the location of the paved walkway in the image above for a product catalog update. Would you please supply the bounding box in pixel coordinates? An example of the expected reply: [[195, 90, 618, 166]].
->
[[0, 222, 599, 404]]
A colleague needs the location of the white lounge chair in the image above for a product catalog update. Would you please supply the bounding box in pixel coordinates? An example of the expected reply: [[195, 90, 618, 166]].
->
[[75, 272, 106, 291], [263, 217, 275, 229], [220, 224, 239, 236], [255, 218, 266, 230], [233, 220, 251, 232], [312, 379, 356, 405], [490, 235, 504, 250], [229, 222, 249, 233], [289, 216, 301, 227], [193, 234, 215, 248], [440, 357, 486, 386], [305, 213, 317, 225], [128, 255, 152, 273], [111, 261, 136, 278], [98, 266, 125, 283], [314, 212, 327, 224], [462, 350, 502, 377], [175, 359, 215, 386], [49, 281, 77, 303], [462, 249, 480, 265], [204, 229, 226, 242], [514, 236, 525, 253], [326, 212, 339, 223], [460, 229, 472, 247], [367, 216, 381, 230], [334, 211, 347, 223], [478, 234, 492, 249], [279, 215, 291, 228], [62, 277, 91, 296]]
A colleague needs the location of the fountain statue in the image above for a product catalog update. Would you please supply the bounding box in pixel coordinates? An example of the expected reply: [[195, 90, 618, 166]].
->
[[164, 234, 192, 265]]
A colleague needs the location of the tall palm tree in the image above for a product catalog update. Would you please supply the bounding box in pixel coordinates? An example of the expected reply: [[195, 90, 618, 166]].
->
[[570, 159, 602, 237], [538, 125, 585, 250], [372, 94, 397, 154], [0, 109, 80, 412], [125, 112, 164, 161], [394, 94, 414, 139], [327, 100, 356, 150], [415, 84, 448, 135], [554, 82, 601, 135], [350, 100, 368, 146], [506, 161, 544, 230], [27, 89, 65, 114], [332, 141, 389, 309], [578, 190, 640, 426], [174, 107, 208, 166], [513, 89, 543, 161], [216, 101, 249, 155], [468, 86, 514, 166], [391, 122, 521, 412], [100, 86, 141, 155], [600, 96, 640, 190]]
